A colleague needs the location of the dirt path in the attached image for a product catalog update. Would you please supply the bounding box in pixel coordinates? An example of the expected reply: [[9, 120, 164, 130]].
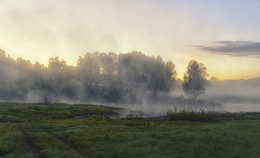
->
[[45, 131, 86, 158], [19, 128, 41, 158]]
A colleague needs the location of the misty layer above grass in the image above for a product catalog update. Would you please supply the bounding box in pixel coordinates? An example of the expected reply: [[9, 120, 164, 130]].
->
[[0, 50, 176, 104], [0, 103, 260, 158]]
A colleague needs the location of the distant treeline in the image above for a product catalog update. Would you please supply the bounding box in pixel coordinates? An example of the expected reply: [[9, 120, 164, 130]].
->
[[0, 50, 177, 103]]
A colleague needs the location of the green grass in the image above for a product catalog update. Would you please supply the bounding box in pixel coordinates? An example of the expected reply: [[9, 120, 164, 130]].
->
[[0, 102, 117, 122], [165, 108, 260, 122], [0, 102, 260, 158]]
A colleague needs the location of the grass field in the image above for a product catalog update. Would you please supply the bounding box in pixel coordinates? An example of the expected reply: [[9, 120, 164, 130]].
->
[[0, 103, 260, 158]]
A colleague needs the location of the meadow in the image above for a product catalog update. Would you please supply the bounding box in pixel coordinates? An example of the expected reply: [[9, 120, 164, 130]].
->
[[0, 102, 260, 158]]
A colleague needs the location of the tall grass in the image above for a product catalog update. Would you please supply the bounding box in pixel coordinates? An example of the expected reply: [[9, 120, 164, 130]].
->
[[164, 108, 217, 122]]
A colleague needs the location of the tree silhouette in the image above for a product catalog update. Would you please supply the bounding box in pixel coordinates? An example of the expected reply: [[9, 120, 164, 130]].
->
[[0, 50, 178, 104], [183, 60, 208, 101]]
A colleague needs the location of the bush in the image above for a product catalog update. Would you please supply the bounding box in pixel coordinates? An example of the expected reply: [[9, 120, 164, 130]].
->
[[164, 108, 216, 122]]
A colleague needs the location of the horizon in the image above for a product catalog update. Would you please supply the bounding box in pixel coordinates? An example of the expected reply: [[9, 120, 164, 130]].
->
[[1, 49, 260, 81], [1, 0, 260, 80]]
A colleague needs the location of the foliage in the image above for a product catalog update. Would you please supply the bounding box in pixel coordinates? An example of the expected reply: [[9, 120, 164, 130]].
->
[[165, 108, 216, 122], [0, 50, 177, 104], [183, 60, 208, 100]]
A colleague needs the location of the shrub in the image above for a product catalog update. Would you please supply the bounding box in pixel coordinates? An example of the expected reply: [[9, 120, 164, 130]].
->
[[164, 108, 216, 122]]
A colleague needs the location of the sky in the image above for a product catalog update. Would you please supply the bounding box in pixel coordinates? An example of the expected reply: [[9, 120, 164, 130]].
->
[[0, 0, 260, 80]]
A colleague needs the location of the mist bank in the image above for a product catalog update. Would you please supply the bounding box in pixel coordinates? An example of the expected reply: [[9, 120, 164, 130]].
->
[[0, 50, 177, 104], [202, 78, 260, 102], [199, 78, 260, 112], [0, 49, 260, 113]]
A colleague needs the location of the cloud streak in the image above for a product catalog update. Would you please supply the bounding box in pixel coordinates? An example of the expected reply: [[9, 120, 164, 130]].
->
[[196, 41, 260, 58]]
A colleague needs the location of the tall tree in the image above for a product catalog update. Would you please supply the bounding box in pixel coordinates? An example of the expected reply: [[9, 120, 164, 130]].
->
[[183, 60, 208, 101]]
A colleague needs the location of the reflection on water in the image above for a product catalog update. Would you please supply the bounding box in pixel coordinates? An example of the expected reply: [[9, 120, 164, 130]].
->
[[112, 102, 260, 118], [218, 103, 260, 113]]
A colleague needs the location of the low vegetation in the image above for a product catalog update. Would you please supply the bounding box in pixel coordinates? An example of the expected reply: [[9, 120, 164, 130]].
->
[[0, 102, 260, 158], [165, 108, 260, 122]]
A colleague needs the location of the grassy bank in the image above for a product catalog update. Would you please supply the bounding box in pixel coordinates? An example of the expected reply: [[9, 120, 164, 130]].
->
[[0, 103, 260, 158]]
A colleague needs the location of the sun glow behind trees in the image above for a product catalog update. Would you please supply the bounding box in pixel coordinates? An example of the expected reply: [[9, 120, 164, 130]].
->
[[0, 50, 177, 103]]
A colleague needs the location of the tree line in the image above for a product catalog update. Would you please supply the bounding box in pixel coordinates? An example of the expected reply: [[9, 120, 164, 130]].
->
[[0, 49, 207, 104]]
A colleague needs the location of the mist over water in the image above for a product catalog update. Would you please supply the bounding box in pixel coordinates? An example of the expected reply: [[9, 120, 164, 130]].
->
[[218, 103, 260, 113], [0, 49, 260, 117], [112, 103, 216, 118], [201, 78, 260, 113], [112, 101, 260, 118], [114, 77, 260, 117]]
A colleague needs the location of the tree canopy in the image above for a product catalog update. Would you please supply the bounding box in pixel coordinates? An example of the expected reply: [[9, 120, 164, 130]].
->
[[183, 60, 208, 101], [0, 50, 177, 104]]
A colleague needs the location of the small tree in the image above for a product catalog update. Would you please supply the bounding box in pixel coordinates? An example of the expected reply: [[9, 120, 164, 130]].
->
[[183, 60, 208, 101]]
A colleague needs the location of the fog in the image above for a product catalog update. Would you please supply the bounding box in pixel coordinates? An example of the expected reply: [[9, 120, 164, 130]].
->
[[0, 49, 260, 117], [201, 78, 260, 112], [0, 50, 176, 105]]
